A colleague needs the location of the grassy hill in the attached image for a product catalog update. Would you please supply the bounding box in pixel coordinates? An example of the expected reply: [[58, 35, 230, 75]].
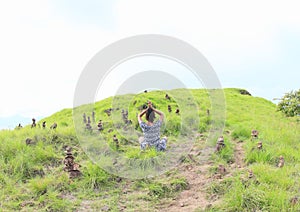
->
[[0, 88, 299, 211]]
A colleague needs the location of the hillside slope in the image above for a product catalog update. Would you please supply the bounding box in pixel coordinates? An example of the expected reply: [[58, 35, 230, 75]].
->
[[0, 88, 299, 211]]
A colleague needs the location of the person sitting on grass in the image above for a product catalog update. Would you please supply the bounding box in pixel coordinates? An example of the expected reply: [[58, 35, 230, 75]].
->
[[138, 101, 167, 151]]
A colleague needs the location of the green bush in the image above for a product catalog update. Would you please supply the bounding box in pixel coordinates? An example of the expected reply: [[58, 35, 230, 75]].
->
[[277, 89, 300, 117]]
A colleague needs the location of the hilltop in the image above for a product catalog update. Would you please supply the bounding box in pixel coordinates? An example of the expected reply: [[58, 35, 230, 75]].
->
[[0, 88, 299, 211]]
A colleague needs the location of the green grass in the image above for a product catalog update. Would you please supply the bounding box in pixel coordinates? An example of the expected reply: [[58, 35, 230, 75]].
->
[[0, 88, 299, 211], [209, 88, 300, 211]]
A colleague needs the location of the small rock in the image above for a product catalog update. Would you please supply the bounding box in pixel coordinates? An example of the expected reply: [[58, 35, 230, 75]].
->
[[101, 205, 110, 211], [214, 173, 222, 179], [69, 170, 82, 179], [174, 184, 181, 191], [20, 201, 34, 207], [180, 203, 185, 207], [205, 204, 212, 209], [25, 138, 35, 145], [116, 177, 122, 182], [248, 170, 254, 179], [290, 196, 298, 205]]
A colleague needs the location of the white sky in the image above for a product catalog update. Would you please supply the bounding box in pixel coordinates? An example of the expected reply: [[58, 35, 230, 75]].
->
[[96, 56, 204, 101], [0, 0, 300, 120]]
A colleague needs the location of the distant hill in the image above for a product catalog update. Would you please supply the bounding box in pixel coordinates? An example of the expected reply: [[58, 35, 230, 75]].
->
[[0, 88, 299, 211]]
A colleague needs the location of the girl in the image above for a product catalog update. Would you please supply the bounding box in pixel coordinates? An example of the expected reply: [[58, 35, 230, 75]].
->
[[138, 101, 167, 151]]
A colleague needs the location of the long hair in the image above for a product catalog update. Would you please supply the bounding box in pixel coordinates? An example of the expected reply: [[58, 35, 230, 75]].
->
[[146, 108, 155, 123]]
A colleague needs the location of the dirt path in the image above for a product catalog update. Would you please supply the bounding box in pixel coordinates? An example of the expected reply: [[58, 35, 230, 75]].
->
[[232, 140, 245, 169], [159, 146, 216, 212], [159, 138, 246, 212]]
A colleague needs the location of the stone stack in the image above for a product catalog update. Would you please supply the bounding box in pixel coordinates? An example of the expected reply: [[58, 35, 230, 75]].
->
[[165, 94, 171, 100], [42, 121, 46, 129], [257, 141, 263, 150], [83, 113, 87, 123], [113, 135, 119, 149], [215, 136, 225, 152], [31, 118, 36, 128], [50, 123, 57, 130], [251, 130, 259, 139], [85, 122, 92, 131], [25, 138, 35, 145], [92, 111, 95, 122], [63, 147, 82, 179], [97, 120, 103, 131], [121, 110, 131, 125]]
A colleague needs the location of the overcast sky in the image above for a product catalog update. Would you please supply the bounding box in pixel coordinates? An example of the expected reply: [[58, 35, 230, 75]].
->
[[0, 0, 300, 128]]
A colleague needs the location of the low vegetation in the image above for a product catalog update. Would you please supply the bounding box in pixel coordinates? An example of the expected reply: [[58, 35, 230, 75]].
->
[[0, 88, 299, 211]]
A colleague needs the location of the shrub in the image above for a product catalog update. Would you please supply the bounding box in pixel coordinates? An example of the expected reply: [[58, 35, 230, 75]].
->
[[277, 89, 300, 117]]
